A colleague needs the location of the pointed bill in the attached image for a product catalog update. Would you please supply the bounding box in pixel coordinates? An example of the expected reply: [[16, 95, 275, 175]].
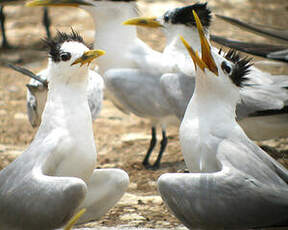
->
[[123, 17, 163, 28], [71, 49, 105, 67], [26, 0, 92, 7], [193, 10, 218, 76], [180, 36, 207, 72]]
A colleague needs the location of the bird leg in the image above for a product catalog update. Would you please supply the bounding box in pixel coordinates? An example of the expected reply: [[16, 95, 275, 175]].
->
[[0, 6, 10, 48], [42, 7, 51, 39], [151, 128, 168, 170], [142, 126, 157, 168]]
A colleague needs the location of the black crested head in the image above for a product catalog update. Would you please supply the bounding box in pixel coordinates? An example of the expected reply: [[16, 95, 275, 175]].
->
[[43, 29, 87, 63], [163, 2, 211, 28], [224, 49, 253, 87]]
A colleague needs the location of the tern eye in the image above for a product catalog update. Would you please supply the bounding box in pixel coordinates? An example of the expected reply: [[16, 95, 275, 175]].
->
[[221, 61, 232, 75], [164, 14, 170, 22], [60, 52, 71, 62]]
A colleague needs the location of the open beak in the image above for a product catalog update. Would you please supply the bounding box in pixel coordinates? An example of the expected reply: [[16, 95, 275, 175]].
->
[[180, 36, 207, 72], [123, 17, 163, 28], [71, 49, 105, 67], [180, 11, 218, 76], [26, 0, 92, 7], [193, 10, 218, 76]]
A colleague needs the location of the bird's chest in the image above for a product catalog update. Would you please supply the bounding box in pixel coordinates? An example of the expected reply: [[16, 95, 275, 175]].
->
[[45, 126, 97, 183], [180, 118, 220, 172]]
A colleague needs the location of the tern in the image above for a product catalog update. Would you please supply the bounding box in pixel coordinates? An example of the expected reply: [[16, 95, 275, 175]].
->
[[158, 12, 288, 229], [211, 14, 288, 63], [0, 31, 129, 229], [26, 0, 179, 169], [8, 60, 104, 127], [0, 0, 51, 48], [124, 2, 288, 141]]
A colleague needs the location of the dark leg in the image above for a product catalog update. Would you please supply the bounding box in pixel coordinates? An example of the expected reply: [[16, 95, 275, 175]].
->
[[142, 127, 157, 168], [0, 6, 10, 48], [151, 128, 168, 170], [42, 7, 51, 39]]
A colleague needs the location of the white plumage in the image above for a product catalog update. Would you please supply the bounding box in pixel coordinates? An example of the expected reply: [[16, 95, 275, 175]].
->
[[0, 34, 128, 229], [158, 24, 288, 229]]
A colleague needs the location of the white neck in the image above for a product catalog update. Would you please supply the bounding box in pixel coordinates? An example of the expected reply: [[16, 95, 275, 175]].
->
[[163, 25, 210, 76], [38, 65, 92, 134], [83, 3, 139, 74], [180, 69, 240, 173]]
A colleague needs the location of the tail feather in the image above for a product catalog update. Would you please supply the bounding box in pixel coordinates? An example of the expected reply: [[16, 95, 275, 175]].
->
[[216, 14, 288, 42], [6, 63, 48, 86], [211, 35, 288, 63]]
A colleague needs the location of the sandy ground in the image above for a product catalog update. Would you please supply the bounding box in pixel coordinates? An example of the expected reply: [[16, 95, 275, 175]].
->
[[0, 0, 288, 229]]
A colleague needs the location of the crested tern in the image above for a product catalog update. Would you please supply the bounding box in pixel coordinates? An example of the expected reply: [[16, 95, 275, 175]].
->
[[0, 31, 129, 229], [8, 61, 104, 127], [211, 14, 288, 63], [0, 0, 51, 48], [125, 2, 288, 141], [26, 0, 178, 169], [158, 12, 288, 229]]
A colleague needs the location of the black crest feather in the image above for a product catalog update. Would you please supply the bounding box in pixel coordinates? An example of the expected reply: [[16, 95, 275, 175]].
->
[[224, 49, 253, 87], [43, 29, 86, 63], [164, 2, 211, 28]]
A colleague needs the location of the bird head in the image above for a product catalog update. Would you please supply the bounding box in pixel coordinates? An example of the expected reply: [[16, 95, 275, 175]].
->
[[123, 3, 211, 33], [123, 2, 211, 52], [44, 30, 105, 83], [181, 11, 252, 96]]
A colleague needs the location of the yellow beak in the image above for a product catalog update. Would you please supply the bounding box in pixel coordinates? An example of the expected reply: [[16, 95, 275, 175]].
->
[[192, 10, 218, 76], [180, 11, 218, 76], [71, 49, 105, 67], [180, 36, 207, 72], [26, 0, 92, 7], [123, 17, 163, 28]]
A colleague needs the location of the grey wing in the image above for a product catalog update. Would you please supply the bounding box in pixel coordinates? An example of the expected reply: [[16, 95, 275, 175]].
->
[[26, 86, 38, 127], [158, 136, 288, 229], [26, 79, 45, 128], [158, 170, 288, 229], [87, 70, 104, 120], [104, 68, 172, 118], [160, 73, 195, 121], [26, 69, 49, 128], [0, 140, 87, 230], [217, 135, 288, 186]]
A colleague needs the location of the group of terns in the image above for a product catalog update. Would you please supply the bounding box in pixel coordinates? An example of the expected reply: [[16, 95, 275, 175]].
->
[[0, 0, 288, 229]]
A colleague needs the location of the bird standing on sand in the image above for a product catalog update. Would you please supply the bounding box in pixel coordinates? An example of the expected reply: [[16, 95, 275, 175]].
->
[[158, 12, 288, 229], [26, 0, 179, 169], [124, 2, 288, 141], [0, 31, 129, 229]]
